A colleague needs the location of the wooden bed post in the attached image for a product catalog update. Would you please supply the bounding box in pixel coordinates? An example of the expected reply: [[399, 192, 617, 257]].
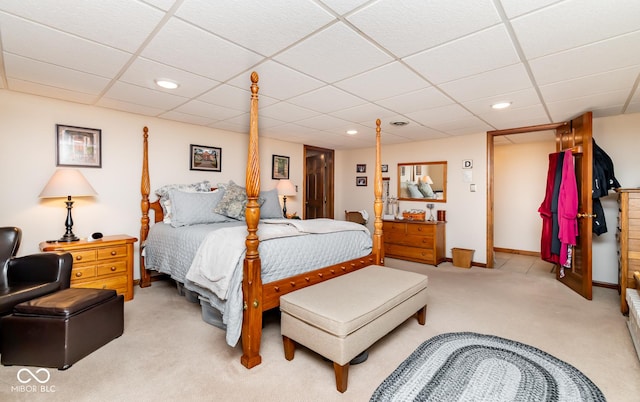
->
[[241, 71, 263, 369], [373, 119, 384, 265], [140, 126, 151, 288]]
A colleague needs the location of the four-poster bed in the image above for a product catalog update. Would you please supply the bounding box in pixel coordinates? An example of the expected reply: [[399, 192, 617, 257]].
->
[[139, 72, 385, 368]]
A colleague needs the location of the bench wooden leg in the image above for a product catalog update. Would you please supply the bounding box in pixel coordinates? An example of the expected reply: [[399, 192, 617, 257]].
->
[[333, 362, 349, 393], [416, 305, 427, 325], [283, 335, 296, 360]]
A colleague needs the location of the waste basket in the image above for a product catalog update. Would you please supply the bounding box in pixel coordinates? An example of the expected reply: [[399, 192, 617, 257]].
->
[[452, 248, 474, 268]]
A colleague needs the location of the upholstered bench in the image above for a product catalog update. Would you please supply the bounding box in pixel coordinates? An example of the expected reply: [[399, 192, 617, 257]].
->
[[280, 265, 428, 393], [1, 288, 124, 369]]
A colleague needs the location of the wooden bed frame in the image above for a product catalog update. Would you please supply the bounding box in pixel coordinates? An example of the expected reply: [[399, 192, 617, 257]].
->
[[139, 72, 384, 369]]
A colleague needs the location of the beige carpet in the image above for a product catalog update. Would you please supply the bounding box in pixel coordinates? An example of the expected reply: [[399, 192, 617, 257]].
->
[[1, 255, 639, 401]]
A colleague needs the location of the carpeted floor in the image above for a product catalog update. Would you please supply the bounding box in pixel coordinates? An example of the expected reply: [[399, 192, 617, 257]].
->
[[371, 332, 606, 401], [0, 254, 639, 401]]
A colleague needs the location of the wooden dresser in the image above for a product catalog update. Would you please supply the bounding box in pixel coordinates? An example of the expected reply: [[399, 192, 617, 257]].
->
[[383, 219, 446, 266], [40, 235, 137, 301], [617, 189, 640, 314]]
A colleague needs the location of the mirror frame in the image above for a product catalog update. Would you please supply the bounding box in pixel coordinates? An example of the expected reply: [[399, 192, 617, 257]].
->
[[397, 161, 447, 203]]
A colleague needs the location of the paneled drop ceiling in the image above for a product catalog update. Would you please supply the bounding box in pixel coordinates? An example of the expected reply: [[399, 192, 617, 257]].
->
[[1, 0, 639, 149]]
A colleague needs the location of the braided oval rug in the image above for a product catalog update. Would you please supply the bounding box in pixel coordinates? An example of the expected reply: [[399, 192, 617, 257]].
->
[[371, 332, 606, 402]]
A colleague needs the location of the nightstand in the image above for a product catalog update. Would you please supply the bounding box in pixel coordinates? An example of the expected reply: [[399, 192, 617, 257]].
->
[[40, 235, 138, 301]]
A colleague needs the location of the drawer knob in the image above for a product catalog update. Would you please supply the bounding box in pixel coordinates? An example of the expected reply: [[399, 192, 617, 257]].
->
[[111, 251, 117, 256], [110, 266, 117, 271], [76, 255, 82, 261], [75, 272, 82, 277]]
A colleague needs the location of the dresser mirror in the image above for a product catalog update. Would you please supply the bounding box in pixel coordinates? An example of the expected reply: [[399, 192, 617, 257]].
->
[[398, 161, 447, 202]]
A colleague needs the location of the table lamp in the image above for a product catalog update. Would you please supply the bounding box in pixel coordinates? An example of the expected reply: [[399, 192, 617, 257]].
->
[[276, 179, 296, 217], [39, 169, 97, 242]]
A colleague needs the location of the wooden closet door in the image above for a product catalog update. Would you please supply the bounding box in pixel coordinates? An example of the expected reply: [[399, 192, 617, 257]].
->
[[555, 112, 593, 300]]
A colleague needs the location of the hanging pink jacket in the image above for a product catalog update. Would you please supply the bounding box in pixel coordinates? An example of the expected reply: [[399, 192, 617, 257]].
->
[[557, 149, 578, 265]]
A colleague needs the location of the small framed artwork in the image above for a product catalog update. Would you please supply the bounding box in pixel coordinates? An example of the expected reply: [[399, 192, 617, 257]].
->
[[381, 164, 388, 173], [415, 165, 422, 176], [356, 164, 366, 173], [356, 176, 367, 186], [190, 144, 222, 172], [56, 124, 102, 168], [272, 154, 290, 179]]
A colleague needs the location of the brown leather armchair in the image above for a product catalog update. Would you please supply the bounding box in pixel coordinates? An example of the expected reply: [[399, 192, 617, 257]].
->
[[0, 227, 72, 317]]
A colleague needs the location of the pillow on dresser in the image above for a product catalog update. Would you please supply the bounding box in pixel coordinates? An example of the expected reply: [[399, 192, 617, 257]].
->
[[168, 189, 230, 227]]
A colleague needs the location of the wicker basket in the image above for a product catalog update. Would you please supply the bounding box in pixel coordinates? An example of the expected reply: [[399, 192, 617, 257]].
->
[[402, 211, 426, 221]]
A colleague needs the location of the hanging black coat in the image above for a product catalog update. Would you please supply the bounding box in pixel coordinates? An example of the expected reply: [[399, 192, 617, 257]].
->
[[591, 139, 621, 235]]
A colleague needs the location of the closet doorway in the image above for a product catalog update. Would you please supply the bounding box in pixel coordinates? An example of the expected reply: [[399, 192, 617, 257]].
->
[[303, 145, 334, 219], [486, 112, 594, 300]]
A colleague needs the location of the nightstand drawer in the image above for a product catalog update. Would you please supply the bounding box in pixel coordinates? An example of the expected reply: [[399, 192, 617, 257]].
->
[[97, 245, 128, 261], [97, 260, 127, 276], [70, 250, 97, 264]]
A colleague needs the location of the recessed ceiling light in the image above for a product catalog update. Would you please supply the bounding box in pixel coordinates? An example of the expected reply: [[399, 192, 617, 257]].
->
[[491, 102, 511, 110], [390, 121, 409, 126], [346, 129, 358, 135], [155, 79, 179, 90]]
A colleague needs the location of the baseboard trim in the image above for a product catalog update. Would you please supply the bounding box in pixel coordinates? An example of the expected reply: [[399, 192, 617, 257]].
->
[[494, 247, 540, 257]]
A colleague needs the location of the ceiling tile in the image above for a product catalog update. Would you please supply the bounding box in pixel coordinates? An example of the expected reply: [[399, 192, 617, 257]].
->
[[159, 110, 216, 126], [4, 53, 109, 94], [539, 66, 640, 103], [376, 87, 453, 114], [141, 17, 263, 81], [175, 99, 244, 121], [530, 32, 640, 85], [347, 0, 501, 57], [546, 90, 629, 121], [439, 63, 532, 102], [7, 78, 97, 104], [120, 57, 220, 98], [461, 87, 542, 115], [498, 0, 563, 18], [259, 101, 319, 122], [197, 84, 278, 112], [102, 81, 188, 110], [96, 97, 165, 116], [320, 0, 371, 15], [295, 114, 351, 131], [0, 0, 164, 52], [329, 102, 398, 124], [404, 25, 520, 84], [176, 0, 334, 56], [334, 61, 429, 101], [227, 61, 325, 100], [406, 104, 474, 127], [274, 22, 392, 83], [512, 0, 640, 59], [288, 86, 366, 114], [478, 104, 550, 128], [0, 13, 131, 77]]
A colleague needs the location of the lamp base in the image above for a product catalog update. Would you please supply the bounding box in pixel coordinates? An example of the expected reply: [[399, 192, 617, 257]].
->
[[58, 233, 80, 242]]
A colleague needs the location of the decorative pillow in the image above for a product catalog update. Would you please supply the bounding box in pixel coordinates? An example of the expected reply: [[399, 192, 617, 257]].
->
[[407, 183, 424, 198], [168, 189, 230, 227], [418, 181, 435, 198], [154, 180, 212, 223], [260, 188, 284, 219], [214, 181, 249, 220]]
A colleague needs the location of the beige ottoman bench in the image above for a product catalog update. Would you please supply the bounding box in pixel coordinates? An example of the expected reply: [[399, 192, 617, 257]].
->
[[280, 265, 428, 393]]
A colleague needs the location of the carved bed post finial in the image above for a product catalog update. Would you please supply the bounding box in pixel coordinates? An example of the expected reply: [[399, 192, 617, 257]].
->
[[373, 119, 384, 265], [241, 71, 263, 369], [140, 126, 151, 287]]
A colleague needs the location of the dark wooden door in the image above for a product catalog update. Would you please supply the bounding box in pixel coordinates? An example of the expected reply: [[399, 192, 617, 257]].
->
[[305, 153, 325, 219], [555, 112, 593, 299]]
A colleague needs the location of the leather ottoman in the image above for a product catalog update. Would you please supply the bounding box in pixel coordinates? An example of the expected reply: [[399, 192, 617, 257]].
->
[[1, 288, 124, 369]]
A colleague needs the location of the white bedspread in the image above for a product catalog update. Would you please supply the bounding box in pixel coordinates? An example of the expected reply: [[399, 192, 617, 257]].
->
[[185, 218, 368, 300]]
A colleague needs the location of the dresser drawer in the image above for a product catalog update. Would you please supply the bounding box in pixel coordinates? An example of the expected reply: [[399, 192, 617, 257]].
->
[[383, 221, 407, 233], [97, 260, 127, 276], [72, 265, 97, 280], [386, 243, 434, 263], [406, 223, 435, 236], [72, 275, 128, 292], [70, 249, 97, 264], [97, 245, 128, 260], [385, 232, 434, 247]]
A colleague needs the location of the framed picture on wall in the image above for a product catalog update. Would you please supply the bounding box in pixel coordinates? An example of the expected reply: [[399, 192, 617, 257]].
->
[[356, 164, 366, 173], [56, 124, 102, 168], [381, 164, 388, 173], [190, 144, 222, 172], [272, 154, 290, 179], [356, 176, 367, 186]]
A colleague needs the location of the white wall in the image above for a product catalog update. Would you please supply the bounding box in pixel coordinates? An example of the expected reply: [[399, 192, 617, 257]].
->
[[0, 90, 303, 279], [337, 132, 488, 264]]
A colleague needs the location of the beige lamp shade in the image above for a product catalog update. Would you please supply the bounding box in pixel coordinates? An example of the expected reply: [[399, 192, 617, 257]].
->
[[39, 169, 97, 198], [276, 179, 296, 197]]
